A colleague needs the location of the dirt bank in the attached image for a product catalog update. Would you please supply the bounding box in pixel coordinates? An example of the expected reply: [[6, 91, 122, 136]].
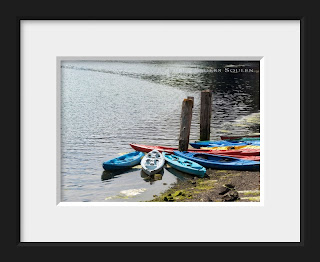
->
[[148, 169, 260, 202]]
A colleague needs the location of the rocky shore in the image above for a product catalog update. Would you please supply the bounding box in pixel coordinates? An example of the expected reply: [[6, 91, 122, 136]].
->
[[148, 169, 260, 202]]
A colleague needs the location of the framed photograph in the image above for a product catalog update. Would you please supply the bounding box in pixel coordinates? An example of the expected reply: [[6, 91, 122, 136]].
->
[[19, 19, 304, 245]]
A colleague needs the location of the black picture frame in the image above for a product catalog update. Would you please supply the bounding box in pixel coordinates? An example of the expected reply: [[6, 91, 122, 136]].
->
[[9, 7, 316, 254]]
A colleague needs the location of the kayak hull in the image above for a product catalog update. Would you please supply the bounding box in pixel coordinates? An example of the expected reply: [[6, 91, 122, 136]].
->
[[162, 152, 206, 177], [190, 141, 249, 149], [173, 151, 260, 171], [221, 135, 260, 140], [130, 143, 260, 157], [141, 150, 165, 175], [190, 140, 260, 149], [201, 145, 260, 150], [102, 151, 144, 170]]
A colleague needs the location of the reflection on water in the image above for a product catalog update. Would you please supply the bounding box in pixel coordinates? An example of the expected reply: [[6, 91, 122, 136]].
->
[[164, 166, 194, 180], [61, 60, 260, 202], [101, 168, 137, 181], [140, 169, 164, 185]]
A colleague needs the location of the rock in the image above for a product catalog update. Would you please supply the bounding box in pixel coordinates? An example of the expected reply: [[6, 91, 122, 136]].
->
[[224, 183, 235, 189], [221, 194, 233, 202], [166, 195, 174, 200], [222, 190, 239, 202], [191, 181, 197, 185], [218, 186, 230, 195], [231, 190, 239, 198], [153, 195, 158, 197], [166, 195, 174, 202], [163, 183, 167, 185], [164, 196, 168, 201]]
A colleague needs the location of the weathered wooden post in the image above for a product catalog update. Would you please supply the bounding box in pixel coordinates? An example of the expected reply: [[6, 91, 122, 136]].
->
[[187, 96, 194, 108], [178, 98, 193, 151], [200, 90, 212, 141]]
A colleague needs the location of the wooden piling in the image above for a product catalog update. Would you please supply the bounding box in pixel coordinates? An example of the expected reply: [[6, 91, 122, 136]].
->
[[200, 90, 212, 141], [187, 96, 194, 108], [178, 98, 193, 151]]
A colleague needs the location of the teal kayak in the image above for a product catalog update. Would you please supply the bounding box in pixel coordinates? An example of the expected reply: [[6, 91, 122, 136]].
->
[[173, 151, 260, 171], [102, 151, 144, 170], [162, 152, 206, 177]]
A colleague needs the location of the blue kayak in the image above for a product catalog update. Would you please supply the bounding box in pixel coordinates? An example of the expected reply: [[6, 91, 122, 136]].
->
[[162, 152, 206, 177], [173, 151, 260, 171], [247, 140, 260, 146], [189, 140, 259, 149], [102, 151, 144, 170]]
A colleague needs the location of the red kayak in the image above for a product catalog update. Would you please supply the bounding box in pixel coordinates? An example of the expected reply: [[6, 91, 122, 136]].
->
[[130, 144, 260, 160], [220, 135, 260, 140]]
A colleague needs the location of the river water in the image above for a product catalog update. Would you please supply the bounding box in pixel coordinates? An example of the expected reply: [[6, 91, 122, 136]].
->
[[60, 60, 260, 202]]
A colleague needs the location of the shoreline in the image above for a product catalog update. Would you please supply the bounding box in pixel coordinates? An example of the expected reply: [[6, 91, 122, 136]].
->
[[148, 168, 260, 202]]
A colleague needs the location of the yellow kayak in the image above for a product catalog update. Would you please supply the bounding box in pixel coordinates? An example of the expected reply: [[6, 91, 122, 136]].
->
[[200, 145, 260, 150]]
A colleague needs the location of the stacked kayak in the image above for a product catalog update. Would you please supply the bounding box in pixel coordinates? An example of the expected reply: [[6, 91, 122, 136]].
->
[[200, 145, 260, 150], [226, 137, 260, 142], [130, 143, 259, 157], [162, 152, 206, 177], [220, 135, 260, 140], [237, 155, 260, 161], [131, 143, 185, 154], [141, 150, 165, 175], [246, 140, 260, 146], [190, 140, 260, 149], [173, 151, 260, 171], [190, 140, 248, 149], [102, 151, 144, 171]]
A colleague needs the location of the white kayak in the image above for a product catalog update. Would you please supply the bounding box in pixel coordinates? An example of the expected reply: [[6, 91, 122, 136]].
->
[[141, 149, 165, 175]]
